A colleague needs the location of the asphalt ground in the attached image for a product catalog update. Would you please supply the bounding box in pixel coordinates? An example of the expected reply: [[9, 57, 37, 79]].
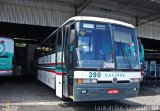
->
[[0, 77, 160, 111]]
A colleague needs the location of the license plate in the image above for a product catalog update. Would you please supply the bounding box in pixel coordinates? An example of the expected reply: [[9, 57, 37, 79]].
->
[[107, 89, 119, 94]]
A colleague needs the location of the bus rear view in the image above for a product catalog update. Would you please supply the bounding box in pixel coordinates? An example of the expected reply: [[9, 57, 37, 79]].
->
[[0, 37, 14, 76]]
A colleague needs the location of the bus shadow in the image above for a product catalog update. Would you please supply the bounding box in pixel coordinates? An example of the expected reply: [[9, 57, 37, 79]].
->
[[58, 100, 144, 111], [138, 85, 160, 97]]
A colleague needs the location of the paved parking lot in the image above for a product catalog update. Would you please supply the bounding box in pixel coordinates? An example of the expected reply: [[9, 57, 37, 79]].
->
[[0, 77, 160, 111]]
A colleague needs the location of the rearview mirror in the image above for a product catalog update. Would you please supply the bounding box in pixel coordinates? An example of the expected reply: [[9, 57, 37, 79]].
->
[[69, 29, 76, 53], [70, 29, 75, 44], [69, 45, 74, 53]]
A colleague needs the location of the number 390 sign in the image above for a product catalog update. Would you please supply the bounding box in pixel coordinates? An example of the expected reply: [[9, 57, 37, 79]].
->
[[89, 72, 101, 78]]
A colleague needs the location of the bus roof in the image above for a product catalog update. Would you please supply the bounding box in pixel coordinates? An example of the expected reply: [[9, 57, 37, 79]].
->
[[41, 16, 135, 44], [64, 16, 135, 28]]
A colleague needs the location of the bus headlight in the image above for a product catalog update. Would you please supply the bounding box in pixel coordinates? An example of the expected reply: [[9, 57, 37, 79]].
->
[[77, 79, 97, 84], [83, 79, 91, 83], [90, 79, 97, 83], [130, 78, 140, 83]]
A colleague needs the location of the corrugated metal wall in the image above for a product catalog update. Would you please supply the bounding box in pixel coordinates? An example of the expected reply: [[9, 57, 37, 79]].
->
[[0, 0, 160, 40], [0, 0, 74, 27], [79, 8, 136, 25], [0, 0, 136, 26], [138, 22, 160, 40]]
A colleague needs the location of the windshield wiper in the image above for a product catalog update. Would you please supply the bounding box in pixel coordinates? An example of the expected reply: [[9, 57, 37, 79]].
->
[[97, 51, 112, 70], [119, 40, 132, 70]]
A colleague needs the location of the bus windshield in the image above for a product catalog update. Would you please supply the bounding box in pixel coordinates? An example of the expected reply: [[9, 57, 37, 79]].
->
[[113, 25, 139, 69], [76, 21, 140, 69]]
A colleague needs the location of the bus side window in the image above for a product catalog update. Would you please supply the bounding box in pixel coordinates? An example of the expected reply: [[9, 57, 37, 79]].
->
[[63, 24, 75, 69], [63, 27, 70, 68], [50, 34, 56, 52], [41, 42, 45, 55], [56, 28, 62, 52], [43, 39, 50, 54], [69, 25, 76, 68]]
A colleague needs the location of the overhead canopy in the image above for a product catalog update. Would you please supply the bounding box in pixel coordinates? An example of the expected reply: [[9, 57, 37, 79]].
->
[[0, 0, 160, 26], [0, 0, 160, 42]]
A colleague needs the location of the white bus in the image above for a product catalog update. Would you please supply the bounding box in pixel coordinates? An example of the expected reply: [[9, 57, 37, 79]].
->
[[35, 16, 141, 102], [0, 37, 14, 76]]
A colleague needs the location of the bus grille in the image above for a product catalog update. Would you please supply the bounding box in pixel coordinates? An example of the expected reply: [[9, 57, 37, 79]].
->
[[97, 81, 129, 83]]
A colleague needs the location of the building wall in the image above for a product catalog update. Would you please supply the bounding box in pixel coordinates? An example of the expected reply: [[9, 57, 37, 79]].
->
[[0, 0, 160, 40], [0, 0, 73, 27], [27, 44, 38, 75], [138, 22, 160, 40], [0, 0, 136, 26]]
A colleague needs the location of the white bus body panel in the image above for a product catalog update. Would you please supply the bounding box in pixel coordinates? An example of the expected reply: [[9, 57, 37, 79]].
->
[[38, 70, 55, 89], [55, 51, 64, 98], [74, 71, 141, 80], [38, 54, 55, 64], [37, 52, 64, 98], [56, 74, 62, 98]]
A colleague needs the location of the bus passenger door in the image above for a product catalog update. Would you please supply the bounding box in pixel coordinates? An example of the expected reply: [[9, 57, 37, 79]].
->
[[56, 28, 63, 98], [65, 26, 75, 97], [62, 25, 75, 98]]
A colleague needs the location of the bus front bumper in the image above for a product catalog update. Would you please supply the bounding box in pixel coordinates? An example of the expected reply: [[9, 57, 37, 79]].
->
[[73, 82, 140, 102]]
